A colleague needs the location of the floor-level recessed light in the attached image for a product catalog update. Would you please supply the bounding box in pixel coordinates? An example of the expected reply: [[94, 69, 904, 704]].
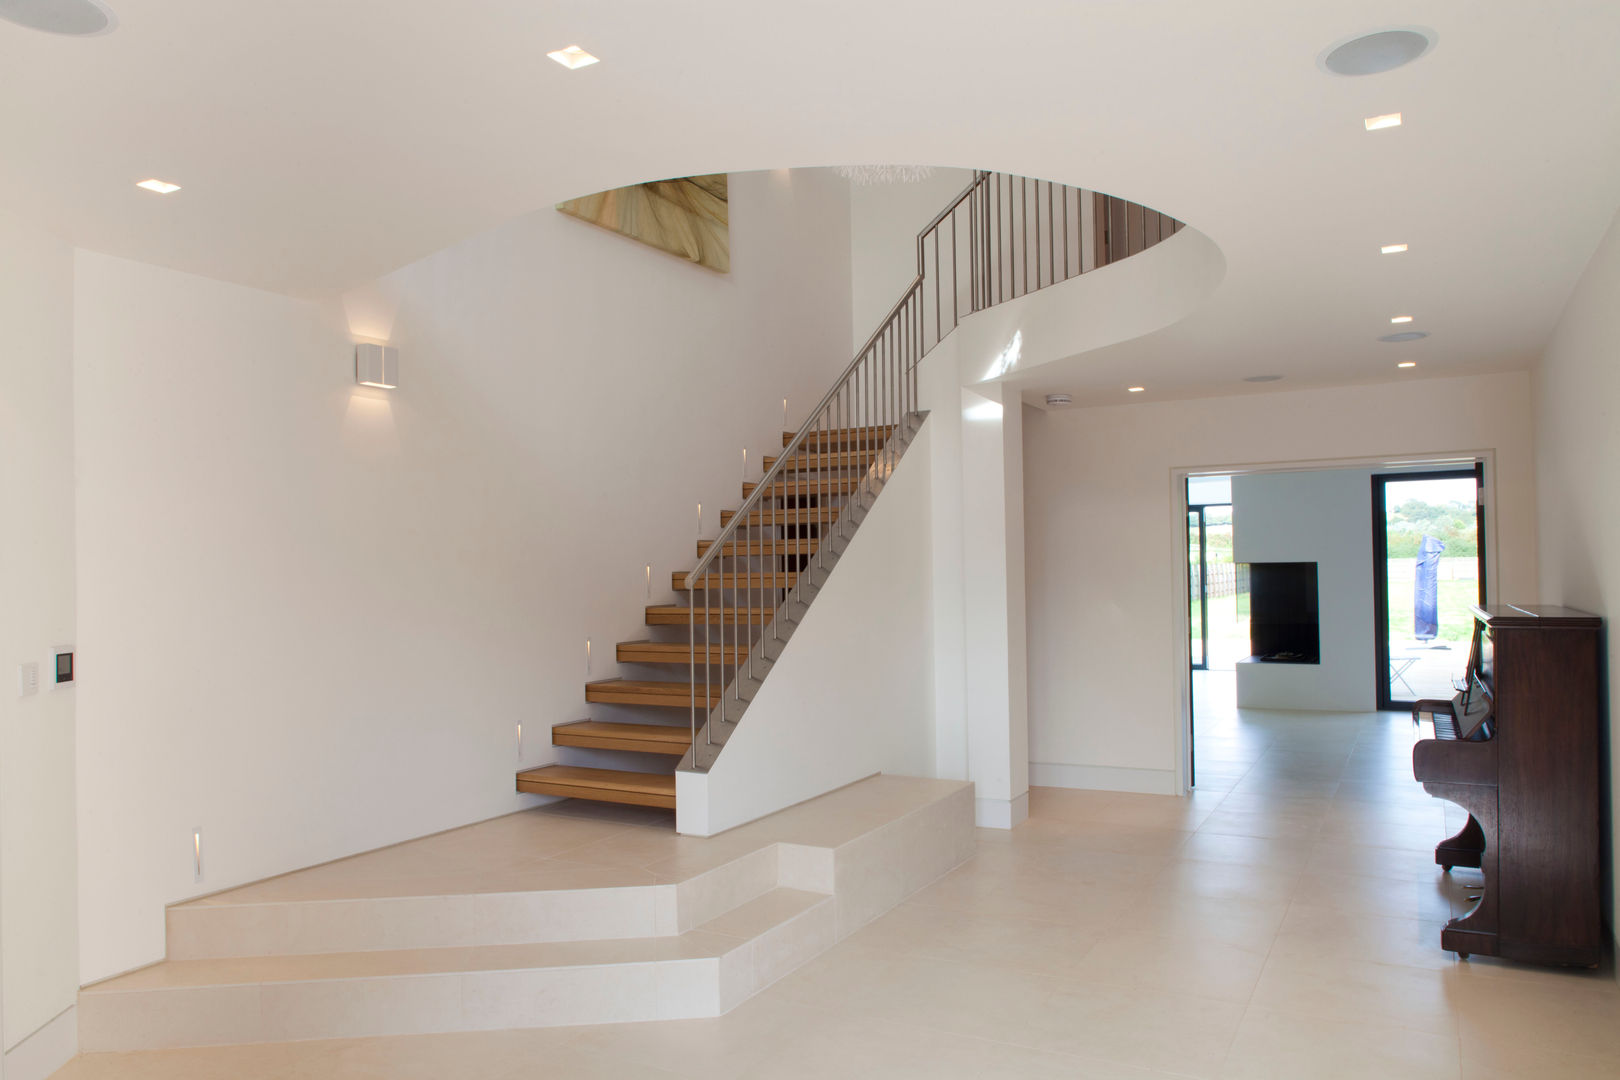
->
[[1398, 361, 1417, 368], [1127, 386, 1146, 393], [1243, 374, 1284, 383], [1364, 112, 1402, 131], [1390, 315, 1414, 324], [1381, 243, 1409, 254], [135, 178, 181, 194], [547, 45, 599, 69]]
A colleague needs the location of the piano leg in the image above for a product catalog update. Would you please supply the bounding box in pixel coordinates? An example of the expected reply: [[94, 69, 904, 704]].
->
[[1435, 814, 1485, 872], [1421, 782, 1499, 959]]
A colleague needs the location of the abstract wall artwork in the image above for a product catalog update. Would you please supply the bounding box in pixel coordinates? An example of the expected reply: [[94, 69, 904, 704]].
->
[[557, 174, 730, 273]]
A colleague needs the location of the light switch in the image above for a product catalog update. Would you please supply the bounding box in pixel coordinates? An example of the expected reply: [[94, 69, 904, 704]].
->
[[19, 661, 39, 697]]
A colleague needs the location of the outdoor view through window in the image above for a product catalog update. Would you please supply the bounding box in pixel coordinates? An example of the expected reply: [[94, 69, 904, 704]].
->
[[1380, 474, 1481, 703]]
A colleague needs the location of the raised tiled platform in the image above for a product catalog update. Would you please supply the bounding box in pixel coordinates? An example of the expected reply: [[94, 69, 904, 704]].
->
[[79, 775, 973, 1050]]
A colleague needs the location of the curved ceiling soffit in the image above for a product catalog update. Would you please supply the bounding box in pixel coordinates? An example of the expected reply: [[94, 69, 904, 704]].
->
[[542, 165, 1224, 366], [947, 223, 1227, 389]]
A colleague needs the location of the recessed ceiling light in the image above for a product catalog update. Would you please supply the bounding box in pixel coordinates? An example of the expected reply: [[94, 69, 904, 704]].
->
[[1364, 112, 1402, 131], [1379, 331, 1429, 343], [1390, 315, 1414, 324], [0, 0, 117, 36], [1243, 374, 1284, 383], [1381, 243, 1408, 254], [1398, 361, 1417, 368], [135, 178, 181, 194], [1127, 386, 1146, 393], [1044, 393, 1073, 407], [1322, 29, 1435, 77], [547, 45, 599, 69]]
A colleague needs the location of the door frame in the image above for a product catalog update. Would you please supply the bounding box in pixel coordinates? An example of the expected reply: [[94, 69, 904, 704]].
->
[[1371, 464, 1487, 711], [1187, 504, 1210, 672], [1170, 450, 1498, 794]]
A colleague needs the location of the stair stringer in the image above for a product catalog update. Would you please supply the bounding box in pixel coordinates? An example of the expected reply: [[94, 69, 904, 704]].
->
[[676, 415, 937, 835]]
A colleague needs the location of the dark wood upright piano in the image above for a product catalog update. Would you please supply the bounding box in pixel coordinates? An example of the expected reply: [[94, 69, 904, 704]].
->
[[1411, 604, 1603, 967]]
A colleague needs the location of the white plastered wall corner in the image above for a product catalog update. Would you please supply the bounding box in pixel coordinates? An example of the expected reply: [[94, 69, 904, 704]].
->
[[0, 211, 81, 1080]]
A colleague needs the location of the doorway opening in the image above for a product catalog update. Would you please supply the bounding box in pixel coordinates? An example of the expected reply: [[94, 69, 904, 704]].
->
[[1372, 467, 1485, 710], [1187, 475, 1245, 787]]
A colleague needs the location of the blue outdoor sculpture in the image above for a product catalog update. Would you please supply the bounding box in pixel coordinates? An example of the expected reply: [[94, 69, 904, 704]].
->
[[1415, 535, 1446, 641]]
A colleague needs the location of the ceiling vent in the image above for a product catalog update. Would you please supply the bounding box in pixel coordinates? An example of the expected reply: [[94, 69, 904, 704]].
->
[[1379, 331, 1430, 343], [1321, 29, 1435, 76], [0, 0, 116, 36]]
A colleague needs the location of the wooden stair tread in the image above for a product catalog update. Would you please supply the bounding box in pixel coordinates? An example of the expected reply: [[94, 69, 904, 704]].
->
[[585, 678, 720, 707], [552, 721, 691, 755], [743, 477, 861, 498], [674, 571, 797, 590], [616, 640, 749, 664], [647, 605, 775, 625], [516, 765, 676, 809], [782, 425, 894, 448], [720, 505, 840, 526], [696, 538, 820, 557], [762, 449, 881, 473]]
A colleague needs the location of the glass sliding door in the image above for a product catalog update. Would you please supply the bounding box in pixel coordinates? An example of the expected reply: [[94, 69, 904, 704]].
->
[[1372, 467, 1485, 709], [1189, 509, 1206, 669]]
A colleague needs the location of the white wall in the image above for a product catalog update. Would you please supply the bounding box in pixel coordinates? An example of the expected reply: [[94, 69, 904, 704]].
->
[[72, 169, 854, 984], [679, 421, 936, 836], [1024, 372, 1538, 795], [0, 212, 80, 1076], [916, 337, 1031, 828], [848, 170, 974, 353], [1231, 470, 1376, 712], [1533, 205, 1620, 960]]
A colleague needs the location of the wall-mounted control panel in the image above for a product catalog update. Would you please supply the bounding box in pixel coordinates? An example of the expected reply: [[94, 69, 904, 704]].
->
[[54, 647, 74, 686]]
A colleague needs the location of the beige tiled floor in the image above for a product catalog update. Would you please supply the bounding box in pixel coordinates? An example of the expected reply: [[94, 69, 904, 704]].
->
[[54, 676, 1619, 1078]]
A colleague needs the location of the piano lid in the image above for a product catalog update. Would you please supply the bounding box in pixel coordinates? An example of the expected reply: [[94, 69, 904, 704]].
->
[[1472, 604, 1601, 629]]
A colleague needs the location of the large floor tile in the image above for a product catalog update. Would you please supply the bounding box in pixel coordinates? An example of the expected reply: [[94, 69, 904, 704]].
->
[[1249, 949, 1461, 1037], [1219, 1006, 1461, 1079], [1069, 927, 1268, 1002]]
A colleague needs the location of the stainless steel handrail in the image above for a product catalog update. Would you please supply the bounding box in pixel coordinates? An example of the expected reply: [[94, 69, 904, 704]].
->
[[682, 171, 1183, 766]]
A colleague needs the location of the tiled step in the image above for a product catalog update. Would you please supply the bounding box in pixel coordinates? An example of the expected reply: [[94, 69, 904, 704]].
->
[[552, 720, 690, 755], [80, 890, 836, 1050], [515, 765, 676, 808], [163, 829, 782, 961], [101, 776, 972, 1054]]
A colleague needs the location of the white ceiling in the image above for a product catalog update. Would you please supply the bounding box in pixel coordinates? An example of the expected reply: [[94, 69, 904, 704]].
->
[[4, 0, 1619, 400]]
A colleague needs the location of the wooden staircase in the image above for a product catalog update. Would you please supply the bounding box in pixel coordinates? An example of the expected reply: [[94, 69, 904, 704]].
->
[[515, 424, 888, 813]]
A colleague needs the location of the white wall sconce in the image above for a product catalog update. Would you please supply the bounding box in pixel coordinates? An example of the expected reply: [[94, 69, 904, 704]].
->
[[355, 343, 399, 389]]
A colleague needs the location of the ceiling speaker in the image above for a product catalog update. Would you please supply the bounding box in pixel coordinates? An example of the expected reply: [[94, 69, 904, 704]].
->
[[0, 0, 116, 36], [1321, 29, 1434, 76]]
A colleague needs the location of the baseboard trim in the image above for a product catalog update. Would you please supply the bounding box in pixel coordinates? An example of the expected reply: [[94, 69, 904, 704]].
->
[[974, 792, 1029, 829], [3, 1004, 77, 1080], [1029, 762, 1179, 796]]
